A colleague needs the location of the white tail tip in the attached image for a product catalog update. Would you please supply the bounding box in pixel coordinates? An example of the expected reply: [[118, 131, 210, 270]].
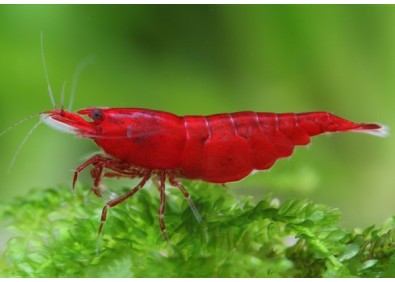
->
[[352, 123, 390, 138]]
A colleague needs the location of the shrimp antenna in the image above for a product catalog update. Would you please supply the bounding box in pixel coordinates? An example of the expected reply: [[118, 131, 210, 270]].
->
[[41, 32, 56, 109], [7, 119, 43, 173], [68, 55, 96, 111], [0, 113, 41, 138], [60, 80, 67, 109]]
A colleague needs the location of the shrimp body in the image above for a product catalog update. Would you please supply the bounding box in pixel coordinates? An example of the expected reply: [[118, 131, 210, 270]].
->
[[41, 107, 387, 241], [47, 107, 385, 182]]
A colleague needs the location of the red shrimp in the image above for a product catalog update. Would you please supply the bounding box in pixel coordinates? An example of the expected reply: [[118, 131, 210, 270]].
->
[[40, 107, 388, 241]]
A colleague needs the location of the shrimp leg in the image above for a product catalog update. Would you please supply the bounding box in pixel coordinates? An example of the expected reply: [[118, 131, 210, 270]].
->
[[158, 172, 170, 242], [98, 171, 152, 236], [169, 175, 202, 222], [72, 154, 114, 197]]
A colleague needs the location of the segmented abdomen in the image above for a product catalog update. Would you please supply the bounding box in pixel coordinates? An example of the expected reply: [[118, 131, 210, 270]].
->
[[180, 111, 378, 183]]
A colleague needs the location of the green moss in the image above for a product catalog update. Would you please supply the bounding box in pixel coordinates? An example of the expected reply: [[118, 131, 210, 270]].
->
[[0, 183, 394, 277]]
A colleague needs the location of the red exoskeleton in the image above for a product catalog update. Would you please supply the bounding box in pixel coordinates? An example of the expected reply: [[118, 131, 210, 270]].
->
[[40, 107, 387, 241]]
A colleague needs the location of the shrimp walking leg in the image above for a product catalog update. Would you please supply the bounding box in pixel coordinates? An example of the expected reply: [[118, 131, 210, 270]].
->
[[90, 163, 105, 197], [72, 154, 113, 189], [98, 171, 152, 236], [169, 175, 202, 222], [73, 154, 147, 197], [158, 172, 170, 242]]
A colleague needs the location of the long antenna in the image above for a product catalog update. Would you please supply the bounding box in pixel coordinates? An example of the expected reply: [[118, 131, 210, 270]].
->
[[40, 32, 56, 109], [60, 80, 67, 109], [0, 113, 41, 138], [68, 55, 95, 111], [7, 119, 43, 173]]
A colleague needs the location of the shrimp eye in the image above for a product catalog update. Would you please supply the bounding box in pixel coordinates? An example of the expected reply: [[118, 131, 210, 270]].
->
[[90, 109, 104, 121]]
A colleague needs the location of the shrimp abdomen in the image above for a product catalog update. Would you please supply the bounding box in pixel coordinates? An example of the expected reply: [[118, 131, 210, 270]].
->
[[179, 111, 386, 183]]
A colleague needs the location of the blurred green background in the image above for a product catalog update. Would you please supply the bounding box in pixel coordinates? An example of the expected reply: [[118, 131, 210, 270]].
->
[[0, 5, 393, 230]]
